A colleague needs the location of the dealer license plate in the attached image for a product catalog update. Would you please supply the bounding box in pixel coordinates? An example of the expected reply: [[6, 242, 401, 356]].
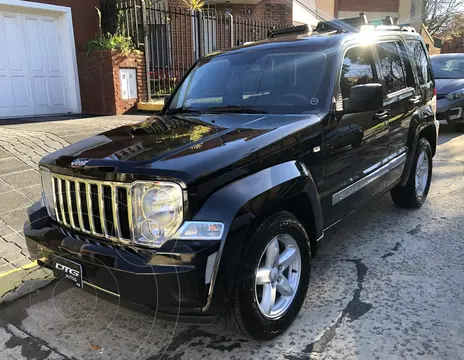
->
[[53, 257, 83, 289]]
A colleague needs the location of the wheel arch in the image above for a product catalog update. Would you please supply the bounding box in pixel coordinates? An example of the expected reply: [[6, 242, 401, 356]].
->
[[419, 124, 437, 157], [400, 122, 436, 187], [193, 160, 323, 313]]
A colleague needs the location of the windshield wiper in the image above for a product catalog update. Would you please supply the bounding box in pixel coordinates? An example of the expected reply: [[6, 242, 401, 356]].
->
[[166, 107, 203, 115], [206, 105, 268, 114]]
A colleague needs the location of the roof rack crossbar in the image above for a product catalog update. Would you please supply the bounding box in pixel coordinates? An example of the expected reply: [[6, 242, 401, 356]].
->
[[315, 13, 368, 33], [383, 16, 394, 25], [315, 13, 417, 34], [267, 24, 309, 38]]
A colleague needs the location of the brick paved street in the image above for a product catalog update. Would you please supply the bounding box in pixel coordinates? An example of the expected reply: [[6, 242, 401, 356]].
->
[[0, 115, 147, 273], [0, 126, 464, 360]]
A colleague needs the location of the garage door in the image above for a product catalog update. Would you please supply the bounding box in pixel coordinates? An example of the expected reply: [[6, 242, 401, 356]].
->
[[0, 11, 70, 118]]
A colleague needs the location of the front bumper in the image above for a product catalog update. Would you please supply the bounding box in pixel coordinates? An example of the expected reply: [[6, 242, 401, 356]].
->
[[24, 203, 223, 323], [436, 97, 464, 124]]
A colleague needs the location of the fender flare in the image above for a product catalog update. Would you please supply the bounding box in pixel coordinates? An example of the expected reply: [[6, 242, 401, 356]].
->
[[193, 160, 323, 312], [400, 121, 436, 187]]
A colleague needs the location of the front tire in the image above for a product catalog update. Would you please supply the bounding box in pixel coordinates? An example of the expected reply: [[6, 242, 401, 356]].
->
[[391, 138, 432, 208], [456, 123, 464, 132], [223, 211, 311, 340]]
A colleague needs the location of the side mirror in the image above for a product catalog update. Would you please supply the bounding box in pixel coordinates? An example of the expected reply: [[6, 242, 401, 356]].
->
[[343, 83, 383, 114]]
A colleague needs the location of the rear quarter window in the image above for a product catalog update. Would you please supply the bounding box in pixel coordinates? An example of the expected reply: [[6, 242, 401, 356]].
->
[[407, 40, 432, 85]]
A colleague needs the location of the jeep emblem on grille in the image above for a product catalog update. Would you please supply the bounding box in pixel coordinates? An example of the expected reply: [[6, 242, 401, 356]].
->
[[71, 159, 90, 168]]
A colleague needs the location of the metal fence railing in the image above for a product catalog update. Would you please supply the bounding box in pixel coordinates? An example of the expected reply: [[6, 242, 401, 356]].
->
[[116, 0, 289, 99]]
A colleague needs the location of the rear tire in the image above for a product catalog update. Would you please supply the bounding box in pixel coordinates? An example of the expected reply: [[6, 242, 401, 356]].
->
[[391, 138, 432, 208], [223, 211, 311, 340]]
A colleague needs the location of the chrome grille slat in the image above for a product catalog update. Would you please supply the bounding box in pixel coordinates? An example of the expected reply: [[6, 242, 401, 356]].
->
[[112, 185, 122, 239], [86, 182, 97, 236], [65, 180, 76, 229], [75, 182, 89, 234], [98, 183, 108, 237], [51, 178, 60, 223], [57, 179, 67, 226], [127, 186, 134, 241], [50, 173, 132, 244]]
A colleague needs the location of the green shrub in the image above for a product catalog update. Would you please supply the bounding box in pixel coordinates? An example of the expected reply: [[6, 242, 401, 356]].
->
[[85, 7, 135, 55], [86, 33, 134, 55]]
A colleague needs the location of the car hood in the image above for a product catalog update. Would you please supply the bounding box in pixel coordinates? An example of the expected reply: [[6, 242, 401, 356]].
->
[[435, 78, 464, 95], [41, 113, 321, 185]]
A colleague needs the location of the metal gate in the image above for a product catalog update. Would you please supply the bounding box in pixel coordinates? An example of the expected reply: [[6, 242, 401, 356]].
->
[[117, 0, 289, 99]]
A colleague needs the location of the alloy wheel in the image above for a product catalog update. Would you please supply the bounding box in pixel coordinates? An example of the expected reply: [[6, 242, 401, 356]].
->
[[255, 234, 302, 319], [415, 150, 429, 197]]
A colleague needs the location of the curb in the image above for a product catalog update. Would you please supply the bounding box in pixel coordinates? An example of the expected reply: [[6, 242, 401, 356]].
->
[[0, 260, 54, 306], [137, 101, 164, 111]]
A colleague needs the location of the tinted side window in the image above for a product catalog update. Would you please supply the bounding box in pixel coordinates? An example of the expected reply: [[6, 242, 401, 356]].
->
[[340, 46, 376, 100], [407, 40, 431, 85], [376, 42, 408, 94]]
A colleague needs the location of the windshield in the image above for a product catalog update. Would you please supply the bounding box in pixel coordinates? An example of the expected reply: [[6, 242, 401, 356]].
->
[[431, 56, 464, 79], [168, 48, 332, 115]]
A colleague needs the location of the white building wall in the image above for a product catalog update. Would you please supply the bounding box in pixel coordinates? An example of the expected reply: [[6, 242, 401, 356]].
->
[[293, 0, 319, 27]]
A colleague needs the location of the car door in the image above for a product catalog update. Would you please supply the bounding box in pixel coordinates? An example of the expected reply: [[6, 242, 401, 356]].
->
[[405, 37, 436, 138], [322, 44, 390, 227], [405, 38, 435, 107], [373, 39, 417, 188]]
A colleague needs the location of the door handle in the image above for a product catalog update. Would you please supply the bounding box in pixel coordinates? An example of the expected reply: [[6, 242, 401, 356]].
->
[[409, 96, 421, 105], [374, 110, 390, 121]]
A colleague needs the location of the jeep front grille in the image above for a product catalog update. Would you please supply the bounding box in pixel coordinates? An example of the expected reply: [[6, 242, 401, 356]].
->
[[50, 174, 132, 243]]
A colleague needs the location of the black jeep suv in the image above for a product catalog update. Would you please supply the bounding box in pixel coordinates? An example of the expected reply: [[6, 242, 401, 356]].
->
[[26, 18, 438, 340]]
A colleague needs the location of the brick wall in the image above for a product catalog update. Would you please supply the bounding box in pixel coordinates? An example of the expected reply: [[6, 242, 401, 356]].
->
[[77, 50, 114, 115], [214, 0, 293, 25], [441, 38, 464, 54], [169, 0, 293, 24], [77, 50, 147, 115], [338, 0, 399, 13], [112, 52, 148, 114], [23, 0, 100, 49]]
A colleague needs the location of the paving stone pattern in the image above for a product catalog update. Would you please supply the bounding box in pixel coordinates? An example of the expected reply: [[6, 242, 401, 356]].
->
[[0, 115, 146, 272]]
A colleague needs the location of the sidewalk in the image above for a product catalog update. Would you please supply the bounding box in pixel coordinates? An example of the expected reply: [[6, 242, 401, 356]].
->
[[0, 115, 147, 302]]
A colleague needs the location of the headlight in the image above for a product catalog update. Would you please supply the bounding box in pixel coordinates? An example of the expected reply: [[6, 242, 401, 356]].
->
[[446, 88, 464, 100], [40, 168, 56, 220], [132, 182, 183, 247]]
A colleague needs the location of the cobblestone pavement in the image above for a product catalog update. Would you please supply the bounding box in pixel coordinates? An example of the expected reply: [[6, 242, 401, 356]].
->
[[0, 126, 464, 360], [0, 115, 147, 273]]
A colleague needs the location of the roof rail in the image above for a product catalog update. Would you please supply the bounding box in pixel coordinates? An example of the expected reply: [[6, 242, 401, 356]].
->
[[267, 24, 310, 38], [361, 24, 417, 33], [400, 26, 417, 33], [315, 13, 368, 33]]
